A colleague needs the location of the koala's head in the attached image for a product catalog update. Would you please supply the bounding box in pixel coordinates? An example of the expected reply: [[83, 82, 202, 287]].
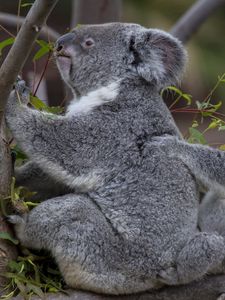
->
[[55, 23, 186, 96]]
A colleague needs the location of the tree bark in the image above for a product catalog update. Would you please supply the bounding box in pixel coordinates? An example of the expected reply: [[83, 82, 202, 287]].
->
[[0, 0, 59, 290], [12, 275, 225, 300], [170, 0, 225, 43]]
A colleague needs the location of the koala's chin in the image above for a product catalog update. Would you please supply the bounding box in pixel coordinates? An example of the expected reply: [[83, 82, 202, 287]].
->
[[55, 55, 72, 86]]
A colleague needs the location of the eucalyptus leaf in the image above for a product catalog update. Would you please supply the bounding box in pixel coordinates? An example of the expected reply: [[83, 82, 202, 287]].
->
[[0, 232, 19, 245], [0, 38, 15, 55]]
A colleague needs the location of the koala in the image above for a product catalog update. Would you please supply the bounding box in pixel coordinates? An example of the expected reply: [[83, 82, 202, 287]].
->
[[5, 23, 225, 295]]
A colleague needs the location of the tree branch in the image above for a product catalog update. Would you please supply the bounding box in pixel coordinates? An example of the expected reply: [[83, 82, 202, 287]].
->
[[170, 0, 225, 43], [0, 12, 60, 41], [0, 0, 59, 115]]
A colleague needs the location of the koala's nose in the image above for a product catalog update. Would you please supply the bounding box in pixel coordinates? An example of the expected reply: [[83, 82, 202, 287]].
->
[[55, 33, 75, 53]]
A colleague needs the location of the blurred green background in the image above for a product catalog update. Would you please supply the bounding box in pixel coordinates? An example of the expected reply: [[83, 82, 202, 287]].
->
[[123, 0, 225, 102]]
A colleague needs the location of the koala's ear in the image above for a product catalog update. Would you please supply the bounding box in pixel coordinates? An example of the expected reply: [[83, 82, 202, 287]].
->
[[128, 29, 187, 88]]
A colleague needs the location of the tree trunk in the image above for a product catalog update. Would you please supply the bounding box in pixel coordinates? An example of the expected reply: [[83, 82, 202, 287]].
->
[[0, 0, 59, 289]]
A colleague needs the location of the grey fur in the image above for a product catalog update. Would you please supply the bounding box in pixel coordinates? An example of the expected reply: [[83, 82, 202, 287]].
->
[[5, 23, 225, 294]]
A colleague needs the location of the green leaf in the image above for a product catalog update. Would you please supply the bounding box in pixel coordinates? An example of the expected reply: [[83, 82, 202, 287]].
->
[[14, 278, 28, 298], [219, 145, 225, 151], [166, 86, 192, 105], [219, 126, 225, 131], [166, 86, 183, 96], [206, 120, 219, 130], [188, 128, 207, 145], [181, 93, 192, 105], [0, 232, 19, 245], [27, 283, 45, 298], [46, 106, 64, 114], [30, 95, 64, 114], [33, 47, 50, 61], [191, 120, 198, 128], [213, 101, 222, 111], [0, 38, 15, 55], [30, 95, 48, 110], [21, 3, 33, 7], [33, 40, 53, 61]]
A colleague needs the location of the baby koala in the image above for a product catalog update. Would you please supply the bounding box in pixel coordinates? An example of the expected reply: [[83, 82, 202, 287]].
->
[[5, 23, 225, 295]]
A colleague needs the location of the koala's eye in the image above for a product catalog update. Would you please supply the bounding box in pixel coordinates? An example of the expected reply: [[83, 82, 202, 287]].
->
[[82, 38, 95, 49]]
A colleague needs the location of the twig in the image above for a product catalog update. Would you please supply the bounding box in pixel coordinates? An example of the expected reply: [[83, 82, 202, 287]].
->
[[34, 50, 52, 96], [0, 24, 16, 38], [171, 108, 225, 119]]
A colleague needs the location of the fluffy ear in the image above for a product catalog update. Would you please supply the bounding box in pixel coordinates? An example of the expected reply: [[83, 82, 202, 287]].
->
[[129, 28, 187, 88]]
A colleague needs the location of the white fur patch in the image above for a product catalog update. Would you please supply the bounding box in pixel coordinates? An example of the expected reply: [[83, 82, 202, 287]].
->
[[34, 155, 103, 192], [66, 81, 119, 116]]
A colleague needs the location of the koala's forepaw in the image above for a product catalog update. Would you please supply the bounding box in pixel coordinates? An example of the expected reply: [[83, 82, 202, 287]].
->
[[7, 214, 25, 225], [7, 214, 27, 244], [14, 77, 30, 105], [217, 294, 225, 300]]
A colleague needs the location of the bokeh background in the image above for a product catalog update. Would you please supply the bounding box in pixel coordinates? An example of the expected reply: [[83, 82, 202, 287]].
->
[[0, 0, 225, 140]]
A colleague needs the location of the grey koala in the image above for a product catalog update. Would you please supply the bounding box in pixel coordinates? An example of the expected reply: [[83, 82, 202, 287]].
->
[[5, 23, 225, 295]]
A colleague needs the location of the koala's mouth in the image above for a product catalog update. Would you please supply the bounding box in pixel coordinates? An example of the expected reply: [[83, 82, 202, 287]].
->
[[55, 52, 71, 60]]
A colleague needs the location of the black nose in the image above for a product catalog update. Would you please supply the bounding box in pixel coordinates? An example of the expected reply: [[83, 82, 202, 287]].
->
[[55, 33, 75, 52]]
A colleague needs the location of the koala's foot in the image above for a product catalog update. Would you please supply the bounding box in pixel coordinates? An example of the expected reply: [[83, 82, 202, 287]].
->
[[7, 214, 28, 245], [158, 232, 225, 285], [217, 294, 225, 300]]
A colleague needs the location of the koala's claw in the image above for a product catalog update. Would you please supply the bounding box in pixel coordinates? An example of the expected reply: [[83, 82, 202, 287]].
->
[[14, 79, 29, 94], [13, 78, 30, 104]]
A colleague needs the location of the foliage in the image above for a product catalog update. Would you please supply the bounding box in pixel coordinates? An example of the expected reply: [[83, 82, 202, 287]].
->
[[0, 252, 66, 299], [164, 73, 225, 148], [0, 162, 65, 299]]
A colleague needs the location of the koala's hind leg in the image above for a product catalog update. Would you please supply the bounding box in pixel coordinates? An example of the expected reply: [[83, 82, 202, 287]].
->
[[8, 194, 134, 294], [199, 191, 225, 238], [159, 232, 225, 285], [198, 191, 225, 275]]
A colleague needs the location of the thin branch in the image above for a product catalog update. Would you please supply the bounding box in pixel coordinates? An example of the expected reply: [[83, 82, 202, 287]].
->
[[170, 0, 225, 43], [0, 12, 60, 41]]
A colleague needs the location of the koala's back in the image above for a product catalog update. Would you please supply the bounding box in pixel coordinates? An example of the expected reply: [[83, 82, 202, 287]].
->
[[90, 144, 199, 263]]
